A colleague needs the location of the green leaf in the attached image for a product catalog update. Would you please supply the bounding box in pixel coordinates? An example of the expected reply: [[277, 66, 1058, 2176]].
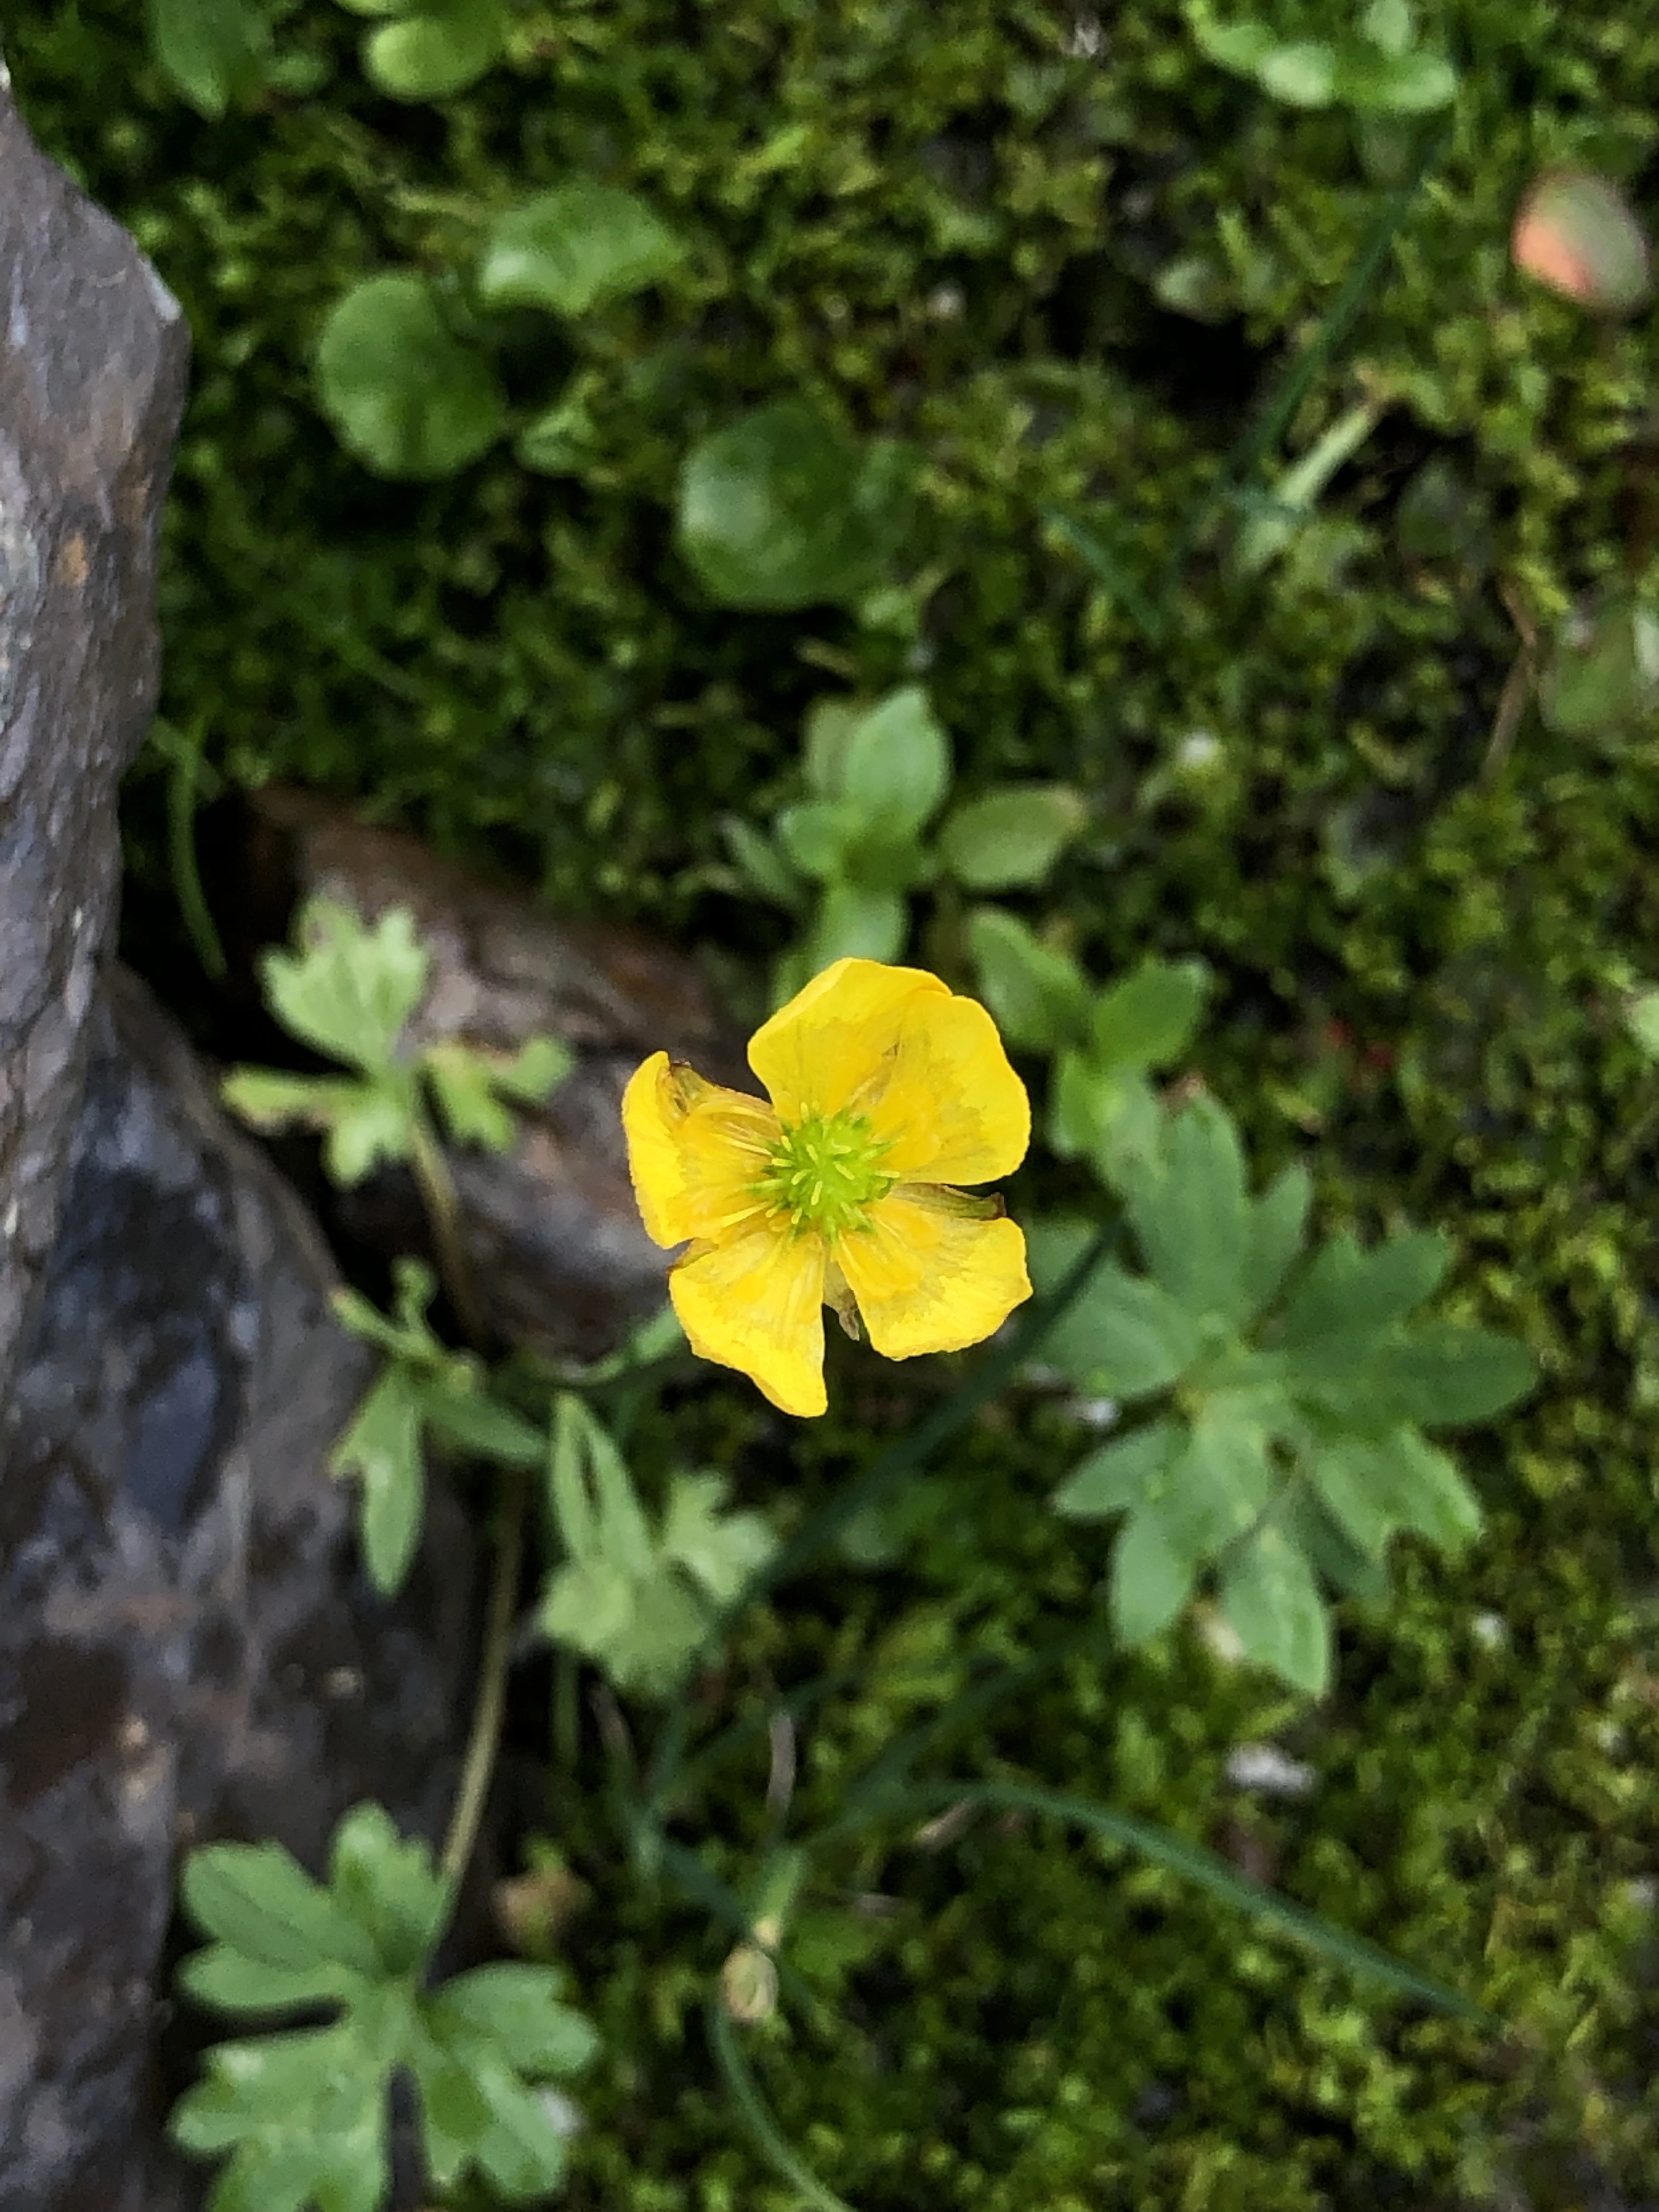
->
[[1284, 1483, 1392, 1601], [1278, 1228, 1452, 1347], [1110, 1505, 1199, 1645], [720, 815, 806, 911], [807, 881, 909, 967], [492, 1034, 575, 1107], [1053, 1418, 1180, 1519], [775, 798, 862, 881], [219, 1069, 366, 1141], [662, 1471, 776, 1604], [477, 183, 684, 315], [419, 1379, 546, 1468], [1334, 41, 1457, 112], [419, 1035, 569, 1153], [1240, 1163, 1312, 1322], [314, 274, 506, 479], [1307, 1425, 1482, 1559], [1189, 15, 1278, 75], [538, 1401, 769, 1698], [420, 1043, 515, 1150], [1541, 598, 1659, 737], [802, 697, 864, 797], [1362, 0, 1412, 54], [1628, 986, 1659, 1058], [1259, 40, 1338, 106], [330, 1803, 449, 1975], [1037, 1259, 1203, 1398], [170, 2024, 390, 2212], [181, 1845, 382, 1978], [834, 686, 951, 838], [328, 1368, 427, 1596], [173, 1805, 598, 2208], [677, 398, 894, 611], [360, 0, 503, 99], [1158, 1409, 1277, 1556], [937, 784, 1087, 890], [323, 1080, 420, 1187], [1090, 958, 1210, 1073], [261, 898, 430, 1069], [1351, 1323, 1537, 1429], [1123, 1097, 1251, 1325], [966, 907, 1092, 1052], [431, 1964, 599, 2078], [147, 0, 270, 117], [1219, 1523, 1331, 1694], [180, 1947, 360, 2019]]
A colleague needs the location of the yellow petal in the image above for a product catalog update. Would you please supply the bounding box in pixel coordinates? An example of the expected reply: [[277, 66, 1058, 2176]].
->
[[621, 1051, 781, 1248], [747, 958, 948, 1125], [669, 1223, 828, 1417], [862, 990, 1030, 1183], [835, 1185, 1032, 1359]]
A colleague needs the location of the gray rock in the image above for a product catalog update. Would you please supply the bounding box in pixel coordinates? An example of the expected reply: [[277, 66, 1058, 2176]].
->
[[0, 64, 190, 1406], [0, 966, 478, 2211]]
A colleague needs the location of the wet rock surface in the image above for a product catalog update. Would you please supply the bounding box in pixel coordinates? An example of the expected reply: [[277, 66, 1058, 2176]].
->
[[231, 782, 750, 1362], [0, 66, 190, 1405], [0, 966, 478, 2211]]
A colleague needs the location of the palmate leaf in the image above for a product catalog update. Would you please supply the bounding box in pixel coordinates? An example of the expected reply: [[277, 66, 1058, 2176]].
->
[[262, 900, 429, 1068], [539, 1400, 776, 1697], [1219, 1522, 1331, 1695], [326, 1262, 545, 1594], [1279, 1228, 1452, 1346], [421, 1034, 573, 1152], [1122, 1096, 1253, 1326], [172, 1808, 595, 2211]]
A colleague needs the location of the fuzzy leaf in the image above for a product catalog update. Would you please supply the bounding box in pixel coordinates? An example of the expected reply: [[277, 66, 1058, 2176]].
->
[[1240, 1163, 1312, 1322], [1038, 1259, 1203, 1398]]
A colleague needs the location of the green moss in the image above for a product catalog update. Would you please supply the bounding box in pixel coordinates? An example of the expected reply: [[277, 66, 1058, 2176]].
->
[[12, 0, 1659, 2202]]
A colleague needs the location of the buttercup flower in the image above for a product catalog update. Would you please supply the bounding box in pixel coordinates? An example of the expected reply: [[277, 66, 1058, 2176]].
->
[[622, 958, 1032, 1417]]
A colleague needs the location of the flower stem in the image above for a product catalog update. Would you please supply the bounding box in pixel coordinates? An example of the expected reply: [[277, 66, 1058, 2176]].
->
[[441, 1459, 529, 1893]]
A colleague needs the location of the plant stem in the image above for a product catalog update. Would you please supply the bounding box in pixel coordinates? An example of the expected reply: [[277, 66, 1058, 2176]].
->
[[1156, 120, 1453, 604], [641, 1219, 1119, 1814], [707, 1996, 855, 2212], [441, 1460, 529, 1892], [406, 1104, 488, 1348]]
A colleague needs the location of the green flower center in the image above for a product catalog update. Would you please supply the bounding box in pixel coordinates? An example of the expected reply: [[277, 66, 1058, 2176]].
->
[[756, 1110, 895, 1239]]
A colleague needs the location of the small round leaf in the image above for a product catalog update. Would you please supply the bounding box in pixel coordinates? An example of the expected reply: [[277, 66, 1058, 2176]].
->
[[314, 274, 506, 479], [676, 399, 892, 611]]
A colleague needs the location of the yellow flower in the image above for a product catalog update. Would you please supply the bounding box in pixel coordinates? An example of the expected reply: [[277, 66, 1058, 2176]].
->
[[622, 958, 1032, 1418]]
